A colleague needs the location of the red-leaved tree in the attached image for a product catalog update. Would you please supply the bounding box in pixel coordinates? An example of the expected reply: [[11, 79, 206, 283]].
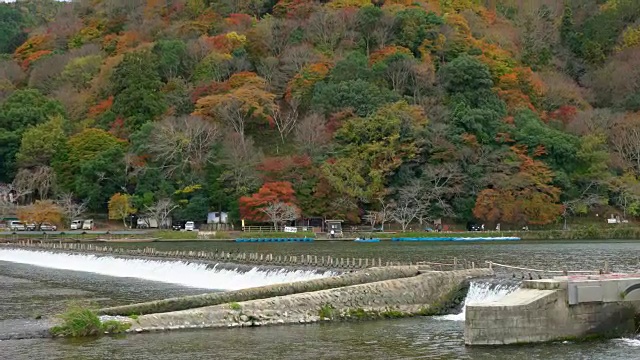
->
[[239, 181, 300, 228]]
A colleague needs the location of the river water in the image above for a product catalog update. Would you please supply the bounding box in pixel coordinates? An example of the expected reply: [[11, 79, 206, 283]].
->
[[1, 240, 640, 359]]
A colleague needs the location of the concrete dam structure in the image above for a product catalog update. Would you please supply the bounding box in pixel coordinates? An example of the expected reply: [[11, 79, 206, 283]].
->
[[106, 267, 493, 333], [465, 274, 640, 345], [0, 246, 494, 338]]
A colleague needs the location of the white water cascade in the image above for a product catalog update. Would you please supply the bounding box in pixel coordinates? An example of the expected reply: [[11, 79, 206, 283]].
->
[[437, 281, 520, 321], [0, 249, 335, 290]]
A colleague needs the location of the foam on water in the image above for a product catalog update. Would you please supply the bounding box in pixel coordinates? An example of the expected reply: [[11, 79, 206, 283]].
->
[[0, 249, 334, 290], [617, 338, 640, 347], [437, 281, 519, 321]]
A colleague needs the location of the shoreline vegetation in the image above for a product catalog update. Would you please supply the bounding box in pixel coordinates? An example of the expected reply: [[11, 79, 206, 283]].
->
[[4, 226, 640, 242]]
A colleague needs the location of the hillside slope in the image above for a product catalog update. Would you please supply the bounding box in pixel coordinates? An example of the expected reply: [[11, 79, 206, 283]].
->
[[1, 0, 639, 228]]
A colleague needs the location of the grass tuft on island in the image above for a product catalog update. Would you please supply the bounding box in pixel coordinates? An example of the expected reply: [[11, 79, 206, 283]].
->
[[50, 306, 130, 338]]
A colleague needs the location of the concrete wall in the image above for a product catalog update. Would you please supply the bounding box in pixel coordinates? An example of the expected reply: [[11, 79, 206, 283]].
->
[[128, 269, 491, 332], [465, 287, 639, 345], [100, 266, 423, 316]]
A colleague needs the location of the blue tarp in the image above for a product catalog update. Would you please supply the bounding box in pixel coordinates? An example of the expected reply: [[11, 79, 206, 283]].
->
[[390, 237, 520, 242]]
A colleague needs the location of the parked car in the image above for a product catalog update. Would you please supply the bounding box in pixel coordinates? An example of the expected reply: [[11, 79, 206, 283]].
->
[[466, 222, 481, 232], [8, 221, 26, 231], [185, 221, 195, 231], [25, 223, 37, 231], [40, 223, 57, 231], [172, 221, 183, 231], [82, 219, 94, 230], [70, 220, 83, 230]]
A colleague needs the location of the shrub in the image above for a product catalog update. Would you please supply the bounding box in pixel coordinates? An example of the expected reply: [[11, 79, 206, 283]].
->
[[50, 305, 131, 337]]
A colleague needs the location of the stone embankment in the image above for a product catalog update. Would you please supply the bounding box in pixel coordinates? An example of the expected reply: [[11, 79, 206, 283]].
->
[[117, 268, 492, 333], [99, 266, 422, 316]]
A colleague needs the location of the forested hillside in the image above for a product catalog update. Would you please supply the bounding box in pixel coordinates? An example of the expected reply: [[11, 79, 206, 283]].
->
[[1, 0, 640, 228]]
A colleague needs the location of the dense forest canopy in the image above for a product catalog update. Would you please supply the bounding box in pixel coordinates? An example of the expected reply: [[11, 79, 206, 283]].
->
[[1, 0, 640, 228]]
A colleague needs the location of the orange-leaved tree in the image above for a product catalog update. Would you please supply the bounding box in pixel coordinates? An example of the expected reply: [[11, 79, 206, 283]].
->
[[239, 181, 300, 228], [193, 72, 275, 145], [17, 200, 63, 228], [473, 146, 562, 226]]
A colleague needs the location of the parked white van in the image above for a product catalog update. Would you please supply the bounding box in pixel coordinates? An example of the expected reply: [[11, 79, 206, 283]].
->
[[8, 221, 26, 231], [185, 221, 195, 231], [82, 219, 94, 230], [70, 220, 83, 230]]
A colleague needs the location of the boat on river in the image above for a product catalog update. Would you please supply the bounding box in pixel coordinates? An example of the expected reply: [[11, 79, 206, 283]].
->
[[354, 238, 381, 243]]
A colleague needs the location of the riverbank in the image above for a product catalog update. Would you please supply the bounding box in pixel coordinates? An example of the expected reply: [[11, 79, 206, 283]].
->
[[4, 226, 640, 242]]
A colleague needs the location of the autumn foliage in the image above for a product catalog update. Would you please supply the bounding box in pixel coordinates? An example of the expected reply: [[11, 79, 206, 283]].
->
[[239, 182, 298, 222], [17, 200, 63, 227], [2, 0, 639, 230], [473, 146, 563, 226]]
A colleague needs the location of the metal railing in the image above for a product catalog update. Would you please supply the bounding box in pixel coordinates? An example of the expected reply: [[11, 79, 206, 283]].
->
[[241, 226, 315, 233]]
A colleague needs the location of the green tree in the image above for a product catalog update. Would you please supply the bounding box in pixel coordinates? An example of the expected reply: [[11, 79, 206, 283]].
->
[[16, 115, 66, 168], [0, 5, 27, 54], [356, 5, 383, 55], [560, 3, 575, 47], [328, 52, 372, 83], [75, 146, 127, 210], [0, 89, 65, 180], [394, 8, 443, 56], [110, 50, 167, 132], [0, 130, 21, 182], [193, 52, 232, 82], [513, 110, 580, 173], [440, 55, 506, 144], [439, 55, 493, 96], [61, 55, 102, 90], [312, 79, 399, 117], [0, 89, 65, 132], [67, 128, 125, 165], [153, 39, 192, 81], [323, 101, 427, 201], [61, 128, 127, 207]]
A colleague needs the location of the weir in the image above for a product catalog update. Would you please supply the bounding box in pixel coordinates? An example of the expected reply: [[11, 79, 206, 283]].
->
[[0, 246, 494, 336], [465, 274, 640, 345], [0, 249, 334, 290], [121, 267, 492, 333]]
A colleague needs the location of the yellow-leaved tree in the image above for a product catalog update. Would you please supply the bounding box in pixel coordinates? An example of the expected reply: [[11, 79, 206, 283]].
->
[[108, 193, 136, 227]]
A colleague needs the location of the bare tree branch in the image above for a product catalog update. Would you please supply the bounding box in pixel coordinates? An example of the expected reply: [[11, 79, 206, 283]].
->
[[12, 167, 54, 201], [390, 183, 425, 232], [147, 115, 221, 177], [260, 202, 299, 230], [142, 198, 179, 229], [295, 113, 330, 156], [218, 132, 263, 196], [56, 193, 88, 223], [273, 98, 300, 144]]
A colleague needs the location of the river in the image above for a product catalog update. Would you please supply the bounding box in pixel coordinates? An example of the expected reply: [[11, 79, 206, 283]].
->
[[1, 240, 640, 359]]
